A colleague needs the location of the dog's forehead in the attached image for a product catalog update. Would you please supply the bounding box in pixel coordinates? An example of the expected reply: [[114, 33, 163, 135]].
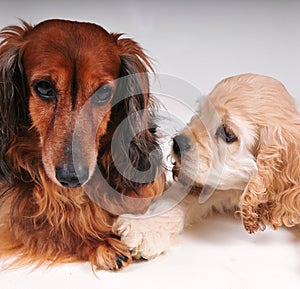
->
[[22, 20, 121, 80], [27, 19, 114, 44], [196, 97, 223, 127]]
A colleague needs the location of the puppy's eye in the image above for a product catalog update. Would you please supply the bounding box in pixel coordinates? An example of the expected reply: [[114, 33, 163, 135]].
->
[[92, 84, 113, 106], [33, 81, 56, 101], [216, 124, 238, 143]]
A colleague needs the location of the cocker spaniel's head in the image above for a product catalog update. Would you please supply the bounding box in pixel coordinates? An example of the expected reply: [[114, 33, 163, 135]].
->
[[172, 74, 300, 233]]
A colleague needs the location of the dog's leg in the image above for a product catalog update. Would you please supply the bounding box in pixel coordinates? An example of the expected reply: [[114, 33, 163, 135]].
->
[[113, 188, 241, 260], [113, 206, 185, 260], [84, 237, 132, 271], [113, 185, 200, 259]]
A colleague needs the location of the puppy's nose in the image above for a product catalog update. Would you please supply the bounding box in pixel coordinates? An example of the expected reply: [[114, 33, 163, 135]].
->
[[55, 164, 89, 188], [173, 135, 191, 157]]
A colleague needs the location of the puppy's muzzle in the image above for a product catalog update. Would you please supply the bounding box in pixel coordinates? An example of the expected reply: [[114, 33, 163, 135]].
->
[[173, 135, 191, 159]]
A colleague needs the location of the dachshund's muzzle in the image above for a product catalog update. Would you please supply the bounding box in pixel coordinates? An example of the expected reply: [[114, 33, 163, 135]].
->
[[55, 163, 89, 188]]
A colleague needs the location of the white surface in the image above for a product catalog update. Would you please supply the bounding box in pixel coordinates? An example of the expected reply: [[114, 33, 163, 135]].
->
[[1, 1, 300, 289], [1, 215, 300, 289]]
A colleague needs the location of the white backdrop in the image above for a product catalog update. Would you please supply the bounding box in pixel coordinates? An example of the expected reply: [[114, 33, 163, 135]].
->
[[1, 1, 300, 289]]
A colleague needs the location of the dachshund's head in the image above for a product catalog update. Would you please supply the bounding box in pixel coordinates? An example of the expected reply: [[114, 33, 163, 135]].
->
[[0, 19, 164, 213]]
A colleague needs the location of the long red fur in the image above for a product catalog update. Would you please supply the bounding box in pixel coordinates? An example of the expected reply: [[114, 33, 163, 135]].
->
[[0, 19, 165, 270]]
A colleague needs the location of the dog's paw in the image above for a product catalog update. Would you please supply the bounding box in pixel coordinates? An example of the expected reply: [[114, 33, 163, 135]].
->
[[90, 238, 132, 271], [113, 216, 176, 260]]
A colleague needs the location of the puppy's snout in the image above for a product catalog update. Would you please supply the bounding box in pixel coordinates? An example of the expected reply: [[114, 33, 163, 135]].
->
[[55, 163, 89, 188], [173, 135, 191, 157]]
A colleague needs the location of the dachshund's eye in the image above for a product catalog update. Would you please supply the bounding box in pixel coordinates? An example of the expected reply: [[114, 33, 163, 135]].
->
[[92, 84, 113, 106], [33, 81, 56, 101], [216, 124, 238, 143]]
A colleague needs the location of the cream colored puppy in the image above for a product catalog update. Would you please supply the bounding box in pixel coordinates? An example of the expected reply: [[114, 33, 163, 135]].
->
[[113, 74, 300, 259]]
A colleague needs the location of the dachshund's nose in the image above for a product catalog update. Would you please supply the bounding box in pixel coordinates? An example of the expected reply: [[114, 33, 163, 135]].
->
[[173, 135, 191, 157], [55, 164, 89, 188]]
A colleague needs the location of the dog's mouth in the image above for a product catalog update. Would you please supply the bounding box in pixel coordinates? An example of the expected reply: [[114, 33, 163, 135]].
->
[[173, 162, 217, 203], [172, 161, 191, 185], [172, 162, 180, 180], [172, 162, 201, 188]]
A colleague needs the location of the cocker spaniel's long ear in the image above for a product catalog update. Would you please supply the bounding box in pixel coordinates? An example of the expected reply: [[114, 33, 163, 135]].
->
[[0, 21, 32, 182], [97, 35, 163, 214], [240, 124, 300, 233]]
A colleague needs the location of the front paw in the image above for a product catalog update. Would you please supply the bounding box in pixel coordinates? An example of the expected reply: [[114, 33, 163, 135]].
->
[[90, 238, 132, 271], [113, 216, 172, 260]]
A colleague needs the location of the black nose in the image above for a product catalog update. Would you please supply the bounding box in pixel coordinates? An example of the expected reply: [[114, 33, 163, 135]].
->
[[173, 135, 191, 157], [55, 164, 89, 188]]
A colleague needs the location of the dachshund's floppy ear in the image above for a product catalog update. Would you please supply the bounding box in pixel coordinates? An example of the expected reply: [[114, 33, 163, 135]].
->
[[0, 21, 32, 182], [240, 124, 300, 233], [114, 34, 154, 109], [97, 34, 163, 214], [112, 34, 161, 184]]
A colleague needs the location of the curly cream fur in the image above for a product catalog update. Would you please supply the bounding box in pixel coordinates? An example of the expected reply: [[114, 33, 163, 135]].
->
[[115, 73, 300, 259]]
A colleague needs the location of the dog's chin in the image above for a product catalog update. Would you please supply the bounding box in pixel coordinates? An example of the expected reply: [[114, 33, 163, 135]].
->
[[173, 166, 213, 201], [172, 164, 203, 191]]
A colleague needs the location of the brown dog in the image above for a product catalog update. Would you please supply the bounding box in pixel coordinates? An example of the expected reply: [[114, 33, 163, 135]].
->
[[0, 19, 165, 270]]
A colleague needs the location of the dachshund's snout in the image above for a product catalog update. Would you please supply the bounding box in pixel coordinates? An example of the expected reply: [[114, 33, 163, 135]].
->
[[55, 163, 89, 188], [173, 135, 191, 158]]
